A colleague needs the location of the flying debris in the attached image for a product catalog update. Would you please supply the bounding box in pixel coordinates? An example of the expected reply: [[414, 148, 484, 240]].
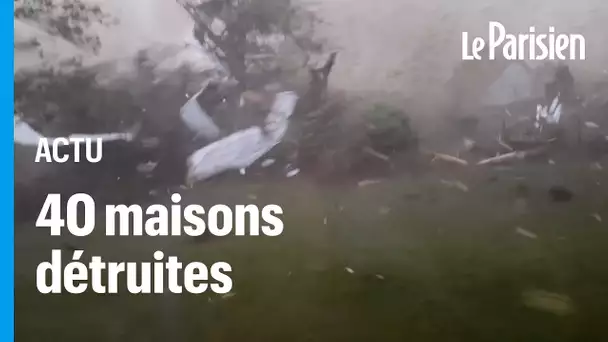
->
[[186, 92, 299, 184]]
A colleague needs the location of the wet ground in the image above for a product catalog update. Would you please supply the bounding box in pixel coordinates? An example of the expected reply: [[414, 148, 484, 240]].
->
[[15, 155, 608, 341]]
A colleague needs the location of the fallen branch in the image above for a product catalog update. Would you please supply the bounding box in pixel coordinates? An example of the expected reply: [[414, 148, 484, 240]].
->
[[477, 151, 524, 165], [497, 135, 514, 152], [431, 152, 468, 166], [477, 146, 548, 166], [363, 146, 390, 162]]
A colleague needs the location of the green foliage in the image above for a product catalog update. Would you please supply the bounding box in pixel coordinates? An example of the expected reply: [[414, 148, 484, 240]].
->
[[364, 104, 417, 154], [14, 0, 112, 53], [14, 68, 141, 135], [180, 0, 318, 87]]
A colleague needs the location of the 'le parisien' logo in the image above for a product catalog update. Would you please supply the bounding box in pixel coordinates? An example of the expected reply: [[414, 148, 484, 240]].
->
[[462, 21, 586, 61]]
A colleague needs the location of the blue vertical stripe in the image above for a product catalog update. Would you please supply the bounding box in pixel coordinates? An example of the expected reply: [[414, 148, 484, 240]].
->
[[2, 1, 15, 341]]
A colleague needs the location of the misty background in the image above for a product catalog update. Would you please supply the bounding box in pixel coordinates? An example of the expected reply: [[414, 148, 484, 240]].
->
[[16, 0, 608, 108]]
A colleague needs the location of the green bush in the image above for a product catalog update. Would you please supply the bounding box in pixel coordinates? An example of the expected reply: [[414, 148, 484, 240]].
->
[[364, 104, 417, 154]]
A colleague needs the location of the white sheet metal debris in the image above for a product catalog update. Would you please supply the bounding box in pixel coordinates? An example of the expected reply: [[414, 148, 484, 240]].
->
[[584, 121, 600, 129], [260, 158, 275, 168], [14, 116, 140, 146], [180, 88, 221, 141], [536, 95, 562, 127], [186, 91, 299, 184], [286, 168, 300, 178], [14, 117, 45, 146]]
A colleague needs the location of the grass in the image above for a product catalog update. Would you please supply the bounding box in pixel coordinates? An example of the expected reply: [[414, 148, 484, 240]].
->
[[15, 165, 608, 342]]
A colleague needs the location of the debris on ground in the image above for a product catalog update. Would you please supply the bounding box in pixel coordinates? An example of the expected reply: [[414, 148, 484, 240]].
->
[[363, 146, 390, 162], [358, 179, 382, 188], [463, 137, 476, 151], [522, 290, 574, 316], [515, 227, 538, 239], [260, 158, 275, 168], [477, 151, 525, 166], [286, 168, 300, 178], [431, 152, 468, 166], [345, 267, 355, 274], [221, 292, 236, 300], [477, 147, 548, 166], [584, 121, 600, 129], [456, 63, 608, 174], [591, 213, 602, 222]]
